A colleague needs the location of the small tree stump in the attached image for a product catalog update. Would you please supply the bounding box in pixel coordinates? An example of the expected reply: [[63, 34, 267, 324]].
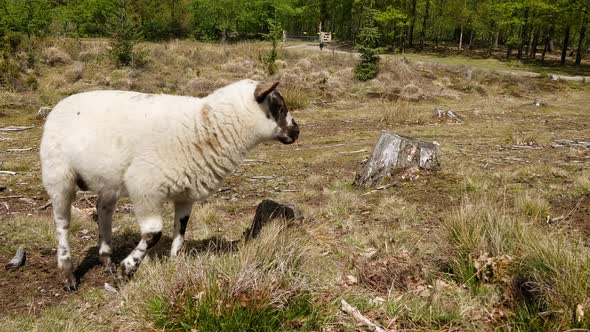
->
[[5, 245, 26, 270], [354, 131, 440, 188], [243, 200, 303, 241], [36, 107, 52, 119]]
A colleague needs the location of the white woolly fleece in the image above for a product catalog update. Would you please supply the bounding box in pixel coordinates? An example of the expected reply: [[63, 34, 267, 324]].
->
[[40, 79, 280, 206]]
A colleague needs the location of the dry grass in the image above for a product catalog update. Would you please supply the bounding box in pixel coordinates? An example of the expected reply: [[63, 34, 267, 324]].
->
[[115, 223, 327, 330], [1, 39, 589, 331], [442, 195, 590, 329], [381, 100, 428, 125]]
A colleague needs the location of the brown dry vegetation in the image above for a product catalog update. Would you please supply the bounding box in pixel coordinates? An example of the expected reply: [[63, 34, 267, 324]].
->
[[1, 39, 589, 331]]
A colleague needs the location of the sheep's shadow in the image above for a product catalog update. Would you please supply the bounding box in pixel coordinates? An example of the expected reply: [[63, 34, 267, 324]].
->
[[74, 230, 240, 282]]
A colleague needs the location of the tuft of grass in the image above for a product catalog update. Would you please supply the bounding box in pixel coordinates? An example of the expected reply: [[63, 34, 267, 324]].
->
[[118, 223, 326, 330], [441, 196, 590, 329], [514, 191, 551, 221], [381, 100, 429, 125], [573, 170, 590, 194], [281, 86, 310, 110]]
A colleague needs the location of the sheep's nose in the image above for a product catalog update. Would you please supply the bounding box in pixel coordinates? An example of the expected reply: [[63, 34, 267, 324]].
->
[[292, 120, 300, 135]]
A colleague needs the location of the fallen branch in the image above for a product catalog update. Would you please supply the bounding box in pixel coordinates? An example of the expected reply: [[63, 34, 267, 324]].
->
[[0, 171, 17, 175], [5, 245, 26, 270], [510, 145, 543, 150], [0, 126, 34, 132], [339, 149, 368, 155], [0, 195, 24, 199], [6, 148, 32, 153], [38, 200, 52, 210], [251, 175, 274, 180], [341, 299, 386, 332]]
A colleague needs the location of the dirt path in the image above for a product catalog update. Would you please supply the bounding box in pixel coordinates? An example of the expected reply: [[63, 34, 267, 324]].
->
[[285, 43, 590, 82]]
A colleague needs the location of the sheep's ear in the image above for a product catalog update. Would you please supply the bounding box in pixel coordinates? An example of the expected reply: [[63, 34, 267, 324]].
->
[[255, 81, 280, 103]]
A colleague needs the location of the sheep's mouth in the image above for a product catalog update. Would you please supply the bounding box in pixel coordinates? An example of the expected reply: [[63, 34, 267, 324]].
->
[[277, 134, 296, 144], [276, 128, 299, 145]]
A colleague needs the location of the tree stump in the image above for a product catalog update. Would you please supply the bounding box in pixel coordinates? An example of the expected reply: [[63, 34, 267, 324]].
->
[[354, 131, 440, 188], [243, 200, 303, 241], [36, 107, 52, 119], [5, 245, 26, 270]]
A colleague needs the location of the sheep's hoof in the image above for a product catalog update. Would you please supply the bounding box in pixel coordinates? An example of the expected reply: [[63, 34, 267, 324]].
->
[[104, 263, 116, 274], [116, 263, 135, 282], [63, 275, 78, 292], [99, 255, 115, 274]]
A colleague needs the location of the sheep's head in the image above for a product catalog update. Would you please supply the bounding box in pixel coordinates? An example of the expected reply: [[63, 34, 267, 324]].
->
[[255, 82, 299, 145]]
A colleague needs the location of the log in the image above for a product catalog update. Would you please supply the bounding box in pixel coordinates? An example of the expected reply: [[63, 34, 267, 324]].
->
[[354, 131, 440, 188], [0, 126, 34, 132], [6, 148, 32, 153], [341, 299, 386, 332], [36, 107, 52, 119], [433, 108, 463, 123], [5, 245, 26, 270], [243, 199, 303, 241]]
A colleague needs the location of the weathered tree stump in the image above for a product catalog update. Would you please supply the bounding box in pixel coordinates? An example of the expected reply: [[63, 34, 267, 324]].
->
[[36, 107, 52, 119], [243, 199, 303, 241], [354, 131, 440, 188], [433, 108, 463, 123], [5, 245, 26, 270]]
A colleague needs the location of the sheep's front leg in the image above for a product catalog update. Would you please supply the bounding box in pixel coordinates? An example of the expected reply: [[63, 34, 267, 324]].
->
[[171, 201, 193, 257], [118, 206, 163, 279], [48, 183, 77, 291], [96, 193, 118, 273]]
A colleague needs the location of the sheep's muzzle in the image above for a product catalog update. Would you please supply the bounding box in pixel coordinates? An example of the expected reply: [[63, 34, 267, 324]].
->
[[277, 119, 299, 144]]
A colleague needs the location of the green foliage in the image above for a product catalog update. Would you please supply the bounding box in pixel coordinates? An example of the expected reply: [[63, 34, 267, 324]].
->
[[355, 22, 381, 81], [107, 0, 145, 68], [148, 288, 320, 331], [262, 18, 282, 76]]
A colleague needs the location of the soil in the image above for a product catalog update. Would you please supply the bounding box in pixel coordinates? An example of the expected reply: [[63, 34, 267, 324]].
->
[[552, 193, 590, 236]]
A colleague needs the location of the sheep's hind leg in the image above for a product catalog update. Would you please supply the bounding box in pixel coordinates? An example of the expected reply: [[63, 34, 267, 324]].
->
[[170, 201, 193, 257], [48, 179, 77, 291], [118, 204, 163, 279], [96, 192, 118, 273]]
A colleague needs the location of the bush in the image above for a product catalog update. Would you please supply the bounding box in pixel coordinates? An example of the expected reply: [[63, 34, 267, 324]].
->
[[262, 19, 282, 76], [355, 24, 381, 81], [107, 0, 144, 68]]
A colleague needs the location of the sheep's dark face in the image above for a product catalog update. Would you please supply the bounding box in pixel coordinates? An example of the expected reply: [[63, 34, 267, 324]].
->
[[256, 82, 300, 145]]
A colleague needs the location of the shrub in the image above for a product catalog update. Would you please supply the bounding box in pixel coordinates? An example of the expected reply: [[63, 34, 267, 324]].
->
[[261, 19, 282, 76], [107, 0, 145, 68], [355, 23, 381, 81]]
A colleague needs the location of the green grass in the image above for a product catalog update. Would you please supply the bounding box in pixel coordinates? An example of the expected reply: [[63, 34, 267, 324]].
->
[[442, 195, 590, 329], [148, 291, 320, 331]]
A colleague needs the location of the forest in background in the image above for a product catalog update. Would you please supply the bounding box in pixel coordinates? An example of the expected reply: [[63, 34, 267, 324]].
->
[[0, 0, 588, 65]]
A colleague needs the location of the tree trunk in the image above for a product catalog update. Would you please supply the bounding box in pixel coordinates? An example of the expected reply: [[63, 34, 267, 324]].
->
[[542, 35, 550, 62], [561, 25, 570, 65], [408, 0, 417, 48], [494, 31, 499, 48], [576, 15, 588, 65], [518, 8, 530, 60], [468, 30, 475, 50], [459, 25, 463, 49], [420, 0, 431, 50], [530, 29, 540, 59], [353, 131, 440, 188]]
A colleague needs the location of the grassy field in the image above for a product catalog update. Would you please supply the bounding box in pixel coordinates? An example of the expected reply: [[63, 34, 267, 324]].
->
[[1, 39, 589, 331]]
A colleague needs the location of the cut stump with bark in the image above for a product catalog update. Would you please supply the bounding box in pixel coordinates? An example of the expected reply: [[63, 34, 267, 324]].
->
[[243, 199, 303, 241], [354, 131, 440, 188], [5, 245, 26, 270]]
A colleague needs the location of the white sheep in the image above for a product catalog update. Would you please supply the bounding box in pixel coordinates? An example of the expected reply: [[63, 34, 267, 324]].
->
[[40, 79, 299, 290]]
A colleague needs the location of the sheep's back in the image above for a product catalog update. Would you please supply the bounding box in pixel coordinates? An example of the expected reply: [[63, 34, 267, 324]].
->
[[41, 91, 204, 192]]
